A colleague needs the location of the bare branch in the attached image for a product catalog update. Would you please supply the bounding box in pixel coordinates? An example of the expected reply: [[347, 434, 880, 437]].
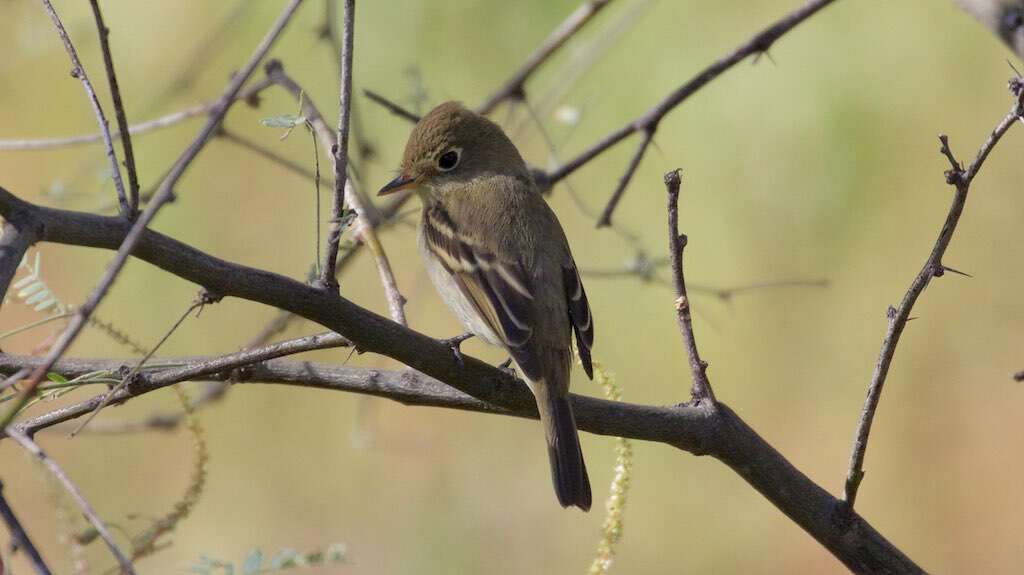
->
[[597, 128, 654, 227], [0, 479, 53, 575], [542, 0, 839, 224], [844, 85, 1024, 509], [39, 0, 129, 216], [0, 182, 921, 572], [0, 347, 920, 573], [476, 0, 614, 115], [321, 0, 356, 289], [265, 61, 408, 326], [0, 78, 274, 152], [6, 427, 136, 574], [0, 0, 307, 430], [87, 0, 140, 217], [363, 89, 422, 123], [664, 170, 716, 403], [0, 212, 38, 308]]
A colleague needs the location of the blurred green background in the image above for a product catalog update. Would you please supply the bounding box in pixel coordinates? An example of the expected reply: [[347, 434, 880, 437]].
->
[[1, 0, 1023, 573]]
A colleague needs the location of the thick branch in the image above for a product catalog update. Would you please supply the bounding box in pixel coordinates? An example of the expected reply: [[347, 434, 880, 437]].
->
[[844, 86, 1024, 508], [476, 0, 614, 115], [0, 183, 921, 572], [0, 349, 920, 573], [0, 210, 38, 308]]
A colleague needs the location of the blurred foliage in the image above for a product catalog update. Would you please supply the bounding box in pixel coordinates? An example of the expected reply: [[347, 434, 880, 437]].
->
[[1, 0, 1023, 573]]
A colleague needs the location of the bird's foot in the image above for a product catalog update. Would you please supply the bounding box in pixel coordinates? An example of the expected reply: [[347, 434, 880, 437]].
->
[[441, 332, 475, 366], [497, 357, 516, 377]]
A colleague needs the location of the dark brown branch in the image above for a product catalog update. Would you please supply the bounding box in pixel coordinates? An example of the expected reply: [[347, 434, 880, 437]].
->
[[39, 0, 129, 216], [844, 85, 1024, 509], [0, 347, 920, 573], [363, 89, 422, 123], [0, 479, 53, 575], [0, 0, 306, 429], [1014, 370, 1024, 382], [0, 184, 921, 572], [0, 210, 38, 308], [541, 0, 839, 218], [88, 0, 141, 217], [597, 128, 654, 227], [321, 0, 355, 289], [475, 0, 614, 115], [664, 170, 716, 403]]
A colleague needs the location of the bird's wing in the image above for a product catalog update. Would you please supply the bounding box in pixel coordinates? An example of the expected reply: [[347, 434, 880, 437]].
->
[[422, 204, 543, 380], [563, 263, 594, 379]]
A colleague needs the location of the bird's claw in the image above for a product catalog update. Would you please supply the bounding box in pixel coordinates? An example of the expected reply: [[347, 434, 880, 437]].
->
[[497, 357, 516, 377], [442, 333, 474, 366]]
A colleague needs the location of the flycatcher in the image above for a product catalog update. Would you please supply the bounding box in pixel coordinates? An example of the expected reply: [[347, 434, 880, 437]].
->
[[379, 102, 595, 510]]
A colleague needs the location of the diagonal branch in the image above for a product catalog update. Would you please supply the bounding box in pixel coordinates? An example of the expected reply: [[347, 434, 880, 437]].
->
[[0, 479, 53, 575], [0, 211, 38, 309], [88, 0, 141, 217], [0, 182, 921, 572], [664, 170, 716, 403], [39, 0, 129, 216], [541, 0, 839, 225], [265, 61, 408, 326], [843, 82, 1024, 509], [6, 427, 136, 574], [0, 0, 307, 430], [476, 0, 615, 115]]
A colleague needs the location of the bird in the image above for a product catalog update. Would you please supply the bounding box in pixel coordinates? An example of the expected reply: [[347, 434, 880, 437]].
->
[[378, 101, 595, 510]]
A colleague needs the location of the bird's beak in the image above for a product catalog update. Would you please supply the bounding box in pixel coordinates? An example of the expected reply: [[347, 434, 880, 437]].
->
[[378, 174, 417, 196]]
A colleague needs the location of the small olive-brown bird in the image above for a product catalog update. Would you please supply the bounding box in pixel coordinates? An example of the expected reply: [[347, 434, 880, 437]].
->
[[379, 101, 595, 510]]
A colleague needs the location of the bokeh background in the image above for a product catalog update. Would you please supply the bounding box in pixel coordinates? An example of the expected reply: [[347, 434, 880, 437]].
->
[[1, 0, 1023, 573]]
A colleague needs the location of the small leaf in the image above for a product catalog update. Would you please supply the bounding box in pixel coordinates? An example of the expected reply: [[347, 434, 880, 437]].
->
[[17, 281, 44, 298], [270, 548, 303, 569], [260, 114, 305, 129], [325, 543, 347, 562], [47, 373, 68, 384], [242, 548, 263, 574]]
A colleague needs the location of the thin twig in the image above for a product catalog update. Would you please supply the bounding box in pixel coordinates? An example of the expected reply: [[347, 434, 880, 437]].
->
[[88, 0, 140, 217], [0, 0, 307, 430], [542, 0, 839, 222], [218, 128, 332, 185], [6, 427, 136, 574], [38, 0, 129, 216], [71, 293, 213, 436], [320, 0, 355, 289], [664, 170, 716, 403], [0, 78, 274, 152], [476, 0, 614, 115], [597, 128, 654, 226], [843, 84, 1024, 509], [363, 89, 422, 123], [266, 61, 408, 325], [0, 479, 53, 575]]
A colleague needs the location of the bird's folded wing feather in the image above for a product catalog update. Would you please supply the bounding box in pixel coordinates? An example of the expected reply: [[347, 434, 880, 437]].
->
[[423, 205, 543, 380], [563, 264, 594, 379]]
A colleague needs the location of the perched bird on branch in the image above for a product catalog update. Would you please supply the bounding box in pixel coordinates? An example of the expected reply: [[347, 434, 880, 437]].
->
[[379, 102, 595, 510]]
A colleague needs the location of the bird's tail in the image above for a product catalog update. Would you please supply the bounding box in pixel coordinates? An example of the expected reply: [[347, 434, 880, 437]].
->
[[536, 382, 591, 511]]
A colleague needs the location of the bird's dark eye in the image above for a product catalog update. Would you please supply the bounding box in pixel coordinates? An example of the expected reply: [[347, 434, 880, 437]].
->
[[437, 149, 460, 171]]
